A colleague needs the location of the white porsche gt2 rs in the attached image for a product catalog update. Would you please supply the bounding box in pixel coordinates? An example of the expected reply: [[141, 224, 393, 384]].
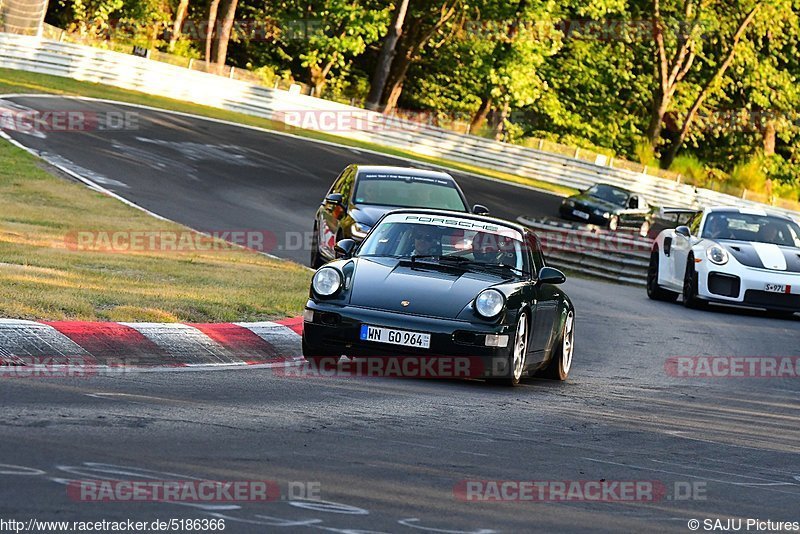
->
[[647, 207, 800, 318]]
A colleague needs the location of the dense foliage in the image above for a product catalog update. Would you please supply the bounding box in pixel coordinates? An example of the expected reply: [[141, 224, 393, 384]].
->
[[46, 0, 800, 200]]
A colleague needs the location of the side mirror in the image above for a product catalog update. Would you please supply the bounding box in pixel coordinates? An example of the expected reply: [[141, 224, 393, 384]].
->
[[472, 204, 490, 215], [675, 226, 691, 238], [334, 238, 356, 259], [325, 193, 343, 205], [537, 266, 566, 285]]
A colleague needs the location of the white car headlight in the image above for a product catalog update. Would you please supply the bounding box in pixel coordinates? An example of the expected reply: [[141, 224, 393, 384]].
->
[[312, 267, 342, 296], [475, 289, 505, 318], [706, 245, 729, 265], [351, 221, 371, 240]]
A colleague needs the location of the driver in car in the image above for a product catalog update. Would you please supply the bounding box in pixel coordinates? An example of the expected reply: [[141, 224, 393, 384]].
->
[[706, 215, 735, 240], [410, 226, 441, 256]]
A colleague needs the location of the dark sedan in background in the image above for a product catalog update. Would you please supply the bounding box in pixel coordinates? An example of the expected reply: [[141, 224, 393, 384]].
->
[[559, 183, 652, 236], [311, 165, 488, 267], [303, 209, 575, 386]]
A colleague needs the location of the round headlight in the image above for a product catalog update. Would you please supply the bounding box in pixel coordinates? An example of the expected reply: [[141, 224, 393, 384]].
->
[[312, 267, 342, 296], [706, 245, 729, 265], [475, 289, 505, 318]]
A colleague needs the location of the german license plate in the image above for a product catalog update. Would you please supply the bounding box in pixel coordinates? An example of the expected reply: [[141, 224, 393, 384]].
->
[[573, 210, 590, 220], [360, 325, 431, 349], [765, 283, 789, 294]]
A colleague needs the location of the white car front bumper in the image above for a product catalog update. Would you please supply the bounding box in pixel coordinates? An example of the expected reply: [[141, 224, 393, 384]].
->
[[697, 263, 800, 310]]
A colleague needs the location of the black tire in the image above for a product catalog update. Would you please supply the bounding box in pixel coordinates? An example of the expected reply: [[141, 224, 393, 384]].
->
[[538, 308, 575, 381], [301, 337, 340, 367], [647, 248, 679, 302], [608, 215, 619, 231], [489, 311, 529, 387], [766, 310, 797, 320], [682, 254, 706, 309], [310, 223, 325, 269]]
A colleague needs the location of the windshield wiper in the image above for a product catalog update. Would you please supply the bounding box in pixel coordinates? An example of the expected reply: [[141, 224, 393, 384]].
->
[[465, 262, 529, 277]]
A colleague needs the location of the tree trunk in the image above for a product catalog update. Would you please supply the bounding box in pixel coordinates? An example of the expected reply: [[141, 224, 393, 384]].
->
[[214, 0, 238, 66], [204, 0, 221, 65], [646, 89, 670, 144], [366, 0, 410, 111], [470, 96, 492, 132], [380, 51, 413, 114], [375, 0, 460, 111], [762, 119, 776, 155], [168, 0, 190, 52], [493, 101, 510, 141], [661, 4, 761, 168], [309, 57, 337, 96]]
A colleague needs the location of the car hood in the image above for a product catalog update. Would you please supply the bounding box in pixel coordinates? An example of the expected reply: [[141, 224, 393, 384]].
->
[[350, 205, 396, 228], [569, 193, 624, 213], [718, 241, 800, 272], [349, 257, 505, 318]]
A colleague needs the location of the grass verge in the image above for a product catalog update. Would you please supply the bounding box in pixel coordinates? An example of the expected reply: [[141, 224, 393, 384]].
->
[[0, 139, 310, 322], [0, 68, 576, 197]]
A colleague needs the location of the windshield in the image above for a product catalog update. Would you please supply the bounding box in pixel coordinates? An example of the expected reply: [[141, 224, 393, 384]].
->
[[358, 214, 527, 273], [353, 173, 467, 211], [586, 184, 629, 207], [701, 212, 800, 247]]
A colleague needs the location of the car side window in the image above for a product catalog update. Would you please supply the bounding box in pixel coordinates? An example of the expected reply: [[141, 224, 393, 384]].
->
[[689, 212, 703, 235], [339, 168, 355, 204], [628, 195, 638, 209], [329, 168, 347, 194], [527, 234, 545, 273]]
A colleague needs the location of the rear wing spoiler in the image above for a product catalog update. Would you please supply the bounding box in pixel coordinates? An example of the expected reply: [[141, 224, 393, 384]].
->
[[658, 207, 701, 217]]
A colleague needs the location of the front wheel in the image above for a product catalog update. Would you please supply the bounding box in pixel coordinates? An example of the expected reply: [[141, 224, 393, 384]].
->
[[682, 255, 706, 309], [647, 248, 679, 302], [310, 223, 325, 268], [766, 310, 796, 320], [538, 309, 574, 381], [302, 337, 340, 367], [491, 311, 529, 387]]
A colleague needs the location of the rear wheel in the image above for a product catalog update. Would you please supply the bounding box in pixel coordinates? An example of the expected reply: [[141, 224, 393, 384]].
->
[[682, 254, 706, 309], [539, 309, 574, 381], [647, 248, 679, 302]]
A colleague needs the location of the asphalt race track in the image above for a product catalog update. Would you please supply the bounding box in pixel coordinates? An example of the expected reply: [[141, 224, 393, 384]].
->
[[1, 95, 799, 533], [0, 95, 562, 265]]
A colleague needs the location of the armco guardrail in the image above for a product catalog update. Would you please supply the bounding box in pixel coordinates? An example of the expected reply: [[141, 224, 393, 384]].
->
[[519, 217, 651, 286], [0, 32, 797, 220]]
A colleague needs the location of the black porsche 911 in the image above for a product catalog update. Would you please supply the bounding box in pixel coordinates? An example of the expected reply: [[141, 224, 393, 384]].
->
[[559, 183, 652, 236], [302, 209, 575, 386], [311, 164, 488, 267]]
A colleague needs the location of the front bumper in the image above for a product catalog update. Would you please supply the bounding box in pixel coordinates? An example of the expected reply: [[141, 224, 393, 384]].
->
[[699, 267, 800, 311], [559, 204, 609, 226], [303, 301, 517, 378]]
